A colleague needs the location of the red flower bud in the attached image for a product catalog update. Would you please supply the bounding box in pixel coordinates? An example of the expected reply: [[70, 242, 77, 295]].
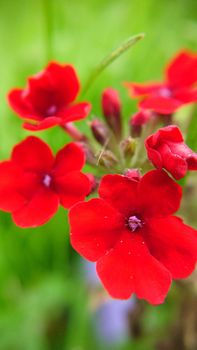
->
[[86, 173, 98, 195], [124, 168, 141, 181], [90, 119, 109, 145], [75, 142, 96, 166], [130, 109, 152, 137], [102, 88, 122, 139], [146, 125, 197, 179]]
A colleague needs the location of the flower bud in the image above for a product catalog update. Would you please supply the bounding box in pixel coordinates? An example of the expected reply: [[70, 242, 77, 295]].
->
[[102, 88, 122, 139], [120, 137, 136, 159], [76, 142, 96, 165], [130, 109, 152, 137], [86, 173, 98, 195], [146, 125, 197, 180], [90, 119, 109, 146], [98, 150, 118, 169], [124, 168, 141, 182]]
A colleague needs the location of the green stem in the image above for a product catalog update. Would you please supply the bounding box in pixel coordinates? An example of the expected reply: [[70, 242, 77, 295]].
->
[[81, 33, 145, 96]]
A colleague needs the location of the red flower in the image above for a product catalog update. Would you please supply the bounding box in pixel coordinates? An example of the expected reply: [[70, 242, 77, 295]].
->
[[69, 170, 197, 304], [125, 50, 197, 114], [8, 62, 91, 131], [0, 137, 90, 227], [146, 125, 197, 180]]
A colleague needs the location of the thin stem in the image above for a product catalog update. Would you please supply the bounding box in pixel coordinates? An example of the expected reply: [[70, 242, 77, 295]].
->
[[81, 33, 145, 96], [131, 117, 158, 168], [61, 122, 87, 141]]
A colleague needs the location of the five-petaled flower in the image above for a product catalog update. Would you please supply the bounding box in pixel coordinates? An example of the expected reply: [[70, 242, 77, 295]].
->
[[146, 125, 197, 180], [125, 50, 197, 114], [8, 62, 91, 131], [0, 136, 90, 227], [69, 170, 197, 305]]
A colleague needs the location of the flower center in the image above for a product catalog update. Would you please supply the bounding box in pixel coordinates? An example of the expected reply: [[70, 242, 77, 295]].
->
[[45, 104, 58, 117], [42, 174, 52, 187], [159, 87, 172, 98], [128, 215, 143, 232]]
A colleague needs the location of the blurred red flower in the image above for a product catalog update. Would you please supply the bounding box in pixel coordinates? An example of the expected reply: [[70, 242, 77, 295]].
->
[[69, 170, 197, 305], [8, 62, 91, 131], [0, 137, 90, 227], [125, 50, 197, 114], [146, 125, 197, 179]]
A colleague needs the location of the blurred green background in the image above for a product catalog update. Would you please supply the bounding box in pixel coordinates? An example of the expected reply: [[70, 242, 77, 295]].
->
[[0, 0, 196, 349]]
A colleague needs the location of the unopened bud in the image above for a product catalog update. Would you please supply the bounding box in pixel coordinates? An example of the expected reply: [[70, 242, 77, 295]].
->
[[90, 119, 109, 146], [130, 109, 152, 137], [120, 137, 136, 159], [124, 169, 141, 182], [86, 173, 98, 195], [76, 142, 96, 165], [98, 150, 118, 169], [102, 88, 122, 139]]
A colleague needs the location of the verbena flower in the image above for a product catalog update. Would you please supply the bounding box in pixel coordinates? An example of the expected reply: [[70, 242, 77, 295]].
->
[[0, 136, 90, 227], [125, 50, 197, 114], [69, 170, 197, 305], [8, 62, 91, 131], [146, 125, 197, 179]]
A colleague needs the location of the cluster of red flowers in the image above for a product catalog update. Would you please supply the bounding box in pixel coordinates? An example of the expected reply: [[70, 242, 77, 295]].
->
[[1, 50, 197, 305]]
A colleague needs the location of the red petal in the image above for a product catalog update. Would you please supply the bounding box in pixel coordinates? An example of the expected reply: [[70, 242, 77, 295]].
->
[[97, 231, 172, 304], [23, 117, 61, 131], [54, 142, 85, 176], [154, 125, 183, 143], [54, 171, 90, 208], [187, 153, 197, 170], [166, 50, 197, 88], [140, 96, 182, 114], [145, 143, 163, 169], [158, 143, 188, 180], [99, 174, 139, 217], [8, 89, 41, 121], [174, 88, 197, 103], [69, 198, 124, 261], [138, 170, 182, 218], [46, 63, 80, 104], [0, 161, 25, 211], [145, 216, 197, 279], [12, 187, 59, 228], [12, 136, 54, 172], [124, 82, 162, 97], [58, 102, 91, 123]]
